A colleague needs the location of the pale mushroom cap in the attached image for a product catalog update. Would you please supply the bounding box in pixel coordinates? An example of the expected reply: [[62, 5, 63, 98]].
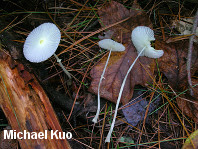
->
[[23, 22, 61, 63], [98, 39, 125, 51], [131, 26, 164, 58]]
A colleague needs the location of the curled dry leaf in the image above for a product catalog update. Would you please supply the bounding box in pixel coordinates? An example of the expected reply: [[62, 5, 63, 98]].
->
[[89, 1, 156, 104]]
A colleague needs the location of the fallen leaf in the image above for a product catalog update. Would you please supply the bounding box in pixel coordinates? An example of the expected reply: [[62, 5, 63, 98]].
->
[[89, 1, 156, 104], [155, 40, 198, 123], [176, 79, 198, 123], [119, 136, 134, 144], [98, 30, 114, 40], [122, 89, 161, 126], [156, 40, 198, 89], [97, 1, 152, 44], [182, 128, 198, 149]]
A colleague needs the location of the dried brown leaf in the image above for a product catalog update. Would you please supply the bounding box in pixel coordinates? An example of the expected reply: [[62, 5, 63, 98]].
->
[[97, 1, 152, 43], [155, 40, 198, 89], [156, 40, 198, 123], [176, 79, 198, 123], [89, 1, 155, 104]]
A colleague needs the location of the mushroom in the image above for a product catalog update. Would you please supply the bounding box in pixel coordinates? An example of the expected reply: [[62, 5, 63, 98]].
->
[[92, 39, 125, 123], [23, 22, 71, 79], [132, 26, 164, 58], [105, 26, 164, 142]]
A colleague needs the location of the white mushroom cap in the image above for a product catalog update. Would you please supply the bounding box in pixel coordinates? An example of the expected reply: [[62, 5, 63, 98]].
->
[[23, 22, 61, 63], [131, 26, 164, 58], [98, 39, 125, 51]]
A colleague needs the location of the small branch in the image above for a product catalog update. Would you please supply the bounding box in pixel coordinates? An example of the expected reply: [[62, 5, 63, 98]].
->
[[187, 9, 198, 96]]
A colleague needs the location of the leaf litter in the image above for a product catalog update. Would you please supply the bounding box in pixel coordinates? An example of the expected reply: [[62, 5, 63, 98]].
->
[[122, 88, 161, 127], [89, 0, 198, 126], [156, 40, 198, 123], [89, 1, 156, 105]]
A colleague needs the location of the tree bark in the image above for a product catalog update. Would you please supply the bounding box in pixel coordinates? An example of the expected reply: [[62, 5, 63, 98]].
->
[[0, 50, 71, 149]]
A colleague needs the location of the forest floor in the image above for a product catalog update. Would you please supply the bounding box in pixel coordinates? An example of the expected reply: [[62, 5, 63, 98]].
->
[[0, 0, 198, 149]]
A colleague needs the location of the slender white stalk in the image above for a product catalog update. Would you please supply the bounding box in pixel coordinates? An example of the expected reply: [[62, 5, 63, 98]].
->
[[53, 53, 71, 79], [92, 50, 112, 123], [105, 47, 146, 142]]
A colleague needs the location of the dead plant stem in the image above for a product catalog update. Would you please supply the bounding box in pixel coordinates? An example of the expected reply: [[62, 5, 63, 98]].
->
[[187, 8, 198, 96]]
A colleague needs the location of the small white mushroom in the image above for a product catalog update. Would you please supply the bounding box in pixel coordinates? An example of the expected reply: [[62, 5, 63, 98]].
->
[[98, 39, 125, 52], [105, 26, 164, 143], [132, 26, 164, 58], [92, 39, 125, 124], [23, 22, 71, 79]]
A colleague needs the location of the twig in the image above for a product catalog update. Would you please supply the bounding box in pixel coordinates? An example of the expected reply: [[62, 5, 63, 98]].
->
[[187, 9, 198, 96]]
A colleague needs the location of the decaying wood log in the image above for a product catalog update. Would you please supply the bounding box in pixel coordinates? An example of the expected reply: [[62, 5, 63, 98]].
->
[[0, 50, 71, 149]]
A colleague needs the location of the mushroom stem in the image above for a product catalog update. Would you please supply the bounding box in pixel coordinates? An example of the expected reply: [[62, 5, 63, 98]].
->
[[53, 53, 71, 79], [92, 50, 112, 123], [105, 46, 146, 143]]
